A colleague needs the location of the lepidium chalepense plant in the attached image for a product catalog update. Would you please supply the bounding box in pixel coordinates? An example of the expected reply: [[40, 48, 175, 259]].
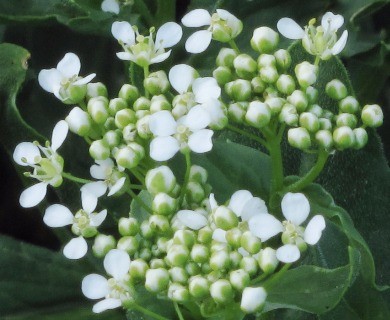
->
[[13, 7, 384, 320]]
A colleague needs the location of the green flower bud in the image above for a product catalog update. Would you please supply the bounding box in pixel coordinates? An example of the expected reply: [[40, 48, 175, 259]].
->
[[210, 279, 234, 304], [306, 86, 319, 104], [288, 127, 311, 150], [119, 217, 139, 236], [319, 118, 332, 130], [279, 103, 298, 126], [336, 113, 357, 128], [149, 215, 170, 233], [174, 230, 196, 248], [233, 54, 257, 79], [191, 244, 210, 263], [86, 82, 108, 100], [210, 249, 230, 271], [229, 269, 250, 292], [140, 220, 154, 240], [92, 234, 116, 258], [60, 83, 87, 105], [241, 287, 267, 314], [185, 261, 201, 276], [167, 244, 190, 267], [276, 74, 296, 95], [134, 96, 151, 111], [266, 97, 284, 115], [353, 128, 368, 149], [260, 66, 278, 84], [251, 27, 279, 53], [213, 66, 233, 86], [264, 86, 279, 99], [104, 117, 116, 131], [189, 275, 210, 298], [169, 267, 189, 284], [168, 283, 190, 302], [210, 240, 228, 253], [228, 251, 241, 269], [211, 12, 243, 42], [115, 108, 137, 129], [326, 79, 348, 100], [240, 256, 258, 276], [339, 96, 360, 114], [287, 90, 308, 112], [135, 115, 150, 140], [188, 165, 208, 185], [300, 112, 320, 132], [122, 124, 137, 143], [150, 95, 171, 113], [87, 97, 109, 124], [144, 70, 170, 95], [185, 181, 205, 204], [139, 247, 152, 261], [240, 231, 262, 254], [226, 228, 243, 249], [315, 130, 333, 150], [103, 130, 122, 148], [306, 104, 323, 118], [245, 101, 271, 128], [108, 98, 126, 116], [257, 247, 279, 274], [145, 268, 169, 293], [225, 79, 252, 101], [213, 205, 239, 230], [333, 126, 355, 149], [65, 107, 92, 136], [198, 226, 213, 244], [295, 61, 318, 88], [251, 77, 266, 94], [114, 145, 141, 169], [228, 102, 247, 123], [152, 193, 177, 216], [257, 54, 276, 68], [274, 49, 291, 71], [216, 48, 237, 68], [322, 110, 334, 120], [361, 104, 383, 127], [117, 236, 139, 255], [146, 166, 177, 195], [89, 139, 110, 160], [119, 84, 139, 106], [129, 259, 149, 280], [201, 262, 212, 274]]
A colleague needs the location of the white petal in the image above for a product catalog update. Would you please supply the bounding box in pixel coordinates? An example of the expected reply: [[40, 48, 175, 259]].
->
[[228, 190, 253, 217], [38, 68, 63, 93], [150, 136, 180, 161], [63, 236, 88, 259], [81, 181, 108, 213], [90, 162, 111, 180], [241, 287, 267, 313], [238, 247, 249, 257], [57, 53, 81, 78], [181, 9, 211, 27], [193, 77, 221, 103], [90, 209, 107, 227], [281, 192, 310, 225], [276, 244, 300, 263], [104, 249, 130, 279], [108, 177, 126, 196], [321, 12, 344, 32], [149, 110, 177, 136], [101, 0, 120, 14], [177, 210, 208, 230], [82, 274, 109, 299], [92, 298, 122, 313], [304, 215, 326, 245], [111, 21, 135, 44], [169, 64, 197, 94], [277, 18, 305, 39], [19, 182, 47, 208], [43, 204, 73, 227], [73, 73, 96, 86], [209, 193, 218, 211], [188, 129, 213, 153], [248, 214, 283, 242], [185, 105, 210, 131], [331, 30, 348, 55], [150, 50, 171, 64], [116, 51, 133, 60], [13, 142, 40, 166], [185, 30, 212, 54], [51, 120, 69, 152], [241, 197, 268, 221], [212, 228, 227, 242], [155, 22, 182, 49]]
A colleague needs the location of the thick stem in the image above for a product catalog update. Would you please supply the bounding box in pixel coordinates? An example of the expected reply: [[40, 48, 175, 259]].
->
[[227, 124, 269, 148], [285, 149, 329, 193], [143, 65, 150, 98], [131, 303, 170, 320], [179, 152, 191, 206], [62, 172, 92, 184], [228, 39, 241, 54], [314, 56, 320, 66], [267, 134, 284, 195]]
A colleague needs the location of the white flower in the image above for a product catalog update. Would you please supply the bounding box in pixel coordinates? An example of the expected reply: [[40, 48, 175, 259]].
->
[[43, 194, 107, 259], [90, 159, 127, 196], [228, 190, 268, 221], [177, 209, 208, 230], [149, 107, 213, 161], [13, 121, 69, 208], [101, 0, 120, 14], [82, 249, 133, 313], [182, 9, 242, 53], [111, 21, 182, 67], [38, 53, 96, 102], [248, 192, 326, 263], [241, 287, 267, 313], [277, 12, 348, 60]]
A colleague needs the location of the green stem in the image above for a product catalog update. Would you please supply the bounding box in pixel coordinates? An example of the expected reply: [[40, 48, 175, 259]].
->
[[267, 134, 284, 195], [62, 172, 92, 184], [250, 272, 272, 285], [285, 149, 329, 193], [229, 39, 241, 54], [78, 100, 87, 111], [127, 189, 153, 215], [227, 124, 268, 148], [263, 263, 291, 290], [143, 65, 150, 98], [179, 152, 191, 206], [174, 302, 185, 320], [314, 56, 320, 66], [129, 184, 144, 190], [134, 0, 155, 28], [131, 303, 170, 320], [130, 168, 146, 186]]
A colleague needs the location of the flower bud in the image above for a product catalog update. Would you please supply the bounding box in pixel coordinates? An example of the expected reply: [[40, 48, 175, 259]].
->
[[139, 247, 152, 261], [86, 82, 108, 100], [198, 226, 213, 244], [134, 97, 151, 111], [140, 220, 154, 239], [186, 261, 201, 276], [241, 287, 267, 313], [173, 230, 195, 248], [257, 54, 276, 68], [89, 139, 110, 160], [210, 279, 234, 304], [61, 83, 87, 105], [315, 130, 333, 150], [288, 127, 311, 150], [227, 102, 247, 124], [186, 181, 206, 204], [274, 49, 291, 71], [168, 283, 190, 302], [119, 84, 139, 105], [104, 117, 116, 131], [279, 103, 298, 126], [299, 112, 320, 132], [240, 231, 262, 254], [336, 113, 357, 128], [115, 108, 137, 129], [239, 256, 258, 276], [233, 54, 257, 79], [146, 166, 176, 195], [151, 193, 177, 216], [213, 205, 239, 230], [339, 96, 359, 114], [276, 74, 296, 95], [251, 27, 279, 53], [211, 12, 243, 42], [189, 165, 208, 185], [149, 215, 170, 233], [213, 66, 233, 86], [129, 259, 149, 280], [251, 77, 266, 94], [266, 97, 284, 115], [245, 101, 271, 128], [122, 124, 137, 143], [167, 244, 190, 267], [333, 126, 355, 149], [216, 48, 237, 68], [117, 236, 139, 255], [114, 145, 140, 169], [287, 90, 308, 112], [306, 104, 323, 118], [353, 128, 368, 149], [210, 249, 230, 271], [226, 228, 243, 249], [189, 275, 209, 298], [361, 104, 383, 127], [169, 267, 188, 284], [229, 269, 250, 292], [149, 258, 165, 269], [92, 234, 116, 258], [260, 66, 278, 84], [87, 97, 109, 124], [118, 217, 139, 236], [144, 70, 169, 95], [145, 268, 169, 293], [295, 61, 318, 88], [326, 79, 348, 100], [150, 95, 171, 114], [108, 98, 127, 116], [257, 247, 279, 274], [319, 118, 332, 130], [65, 107, 92, 136], [225, 80, 252, 101], [306, 86, 319, 104], [103, 130, 122, 148], [190, 244, 210, 264]]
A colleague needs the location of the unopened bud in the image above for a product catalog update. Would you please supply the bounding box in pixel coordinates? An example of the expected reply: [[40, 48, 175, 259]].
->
[[89, 139, 110, 160], [257, 247, 278, 273], [240, 231, 262, 254], [241, 287, 267, 314], [144, 70, 169, 95], [288, 127, 311, 150], [225, 79, 252, 101], [333, 126, 355, 149], [118, 217, 139, 236], [287, 90, 308, 112], [213, 205, 239, 230], [198, 226, 213, 244], [336, 113, 357, 128], [87, 97, 109, 124], [167, 244, 190, 267], [115, 108, 137, 129], [245, 101, 271, 128], [129, 259, 149, 280], [168, 283, 190, 302], [117, 236, 139, 255], [266, 97, 284, 115], [257, 54, 276, 68], [239, 256, 258, 276], [134, 97, 151, 111], [251, 27, 279, 53], [186, 181, 206, 204], [152, 193, 177, 216], [86, 82, 108, 100], [233, 54, 257, 79], [149, 214, 170, 233], [276, 74, 296, 95], [145, 268, 169, 293], [339, 96, 359, 114], [315, 130, 333, 150], [65, 107, 92, 136], [146, 166, 176, 195], [225, 228, 243, 249], [326, 79, 348, 100], [103, 130, 121, 148], [122, 124, 137, 143], [319, 118, 332, 130], [169, 267, 188, 284], [216, 48, 237, 68], [229, 269, 250, 292], [114, 145, 141, 169], [108, 98, 127, 116], [306, 104, 323, 118], [295, 61, 318, 88], [361, 104, 383, 127], [190, 244, 210, 263], [213, 66, 233, 86], [279, 103, 298, 126], [92, 234, 116, 258], [119, 84, 139, 105], [353, 128, 368, 149], [306, 86, 319, 104], [260, 66, 278, 84], [300, 112, 320, 132], [251, 77, 266, 94], [274, 49, 291, 71], [210, 279, 234, 304], [189, 275, 209, 298]]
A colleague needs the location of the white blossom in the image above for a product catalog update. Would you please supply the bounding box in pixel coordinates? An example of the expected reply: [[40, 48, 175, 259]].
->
[[177, 209, 208, 230], [101, 0, 120, 14], [13, 121, 69, 208]]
